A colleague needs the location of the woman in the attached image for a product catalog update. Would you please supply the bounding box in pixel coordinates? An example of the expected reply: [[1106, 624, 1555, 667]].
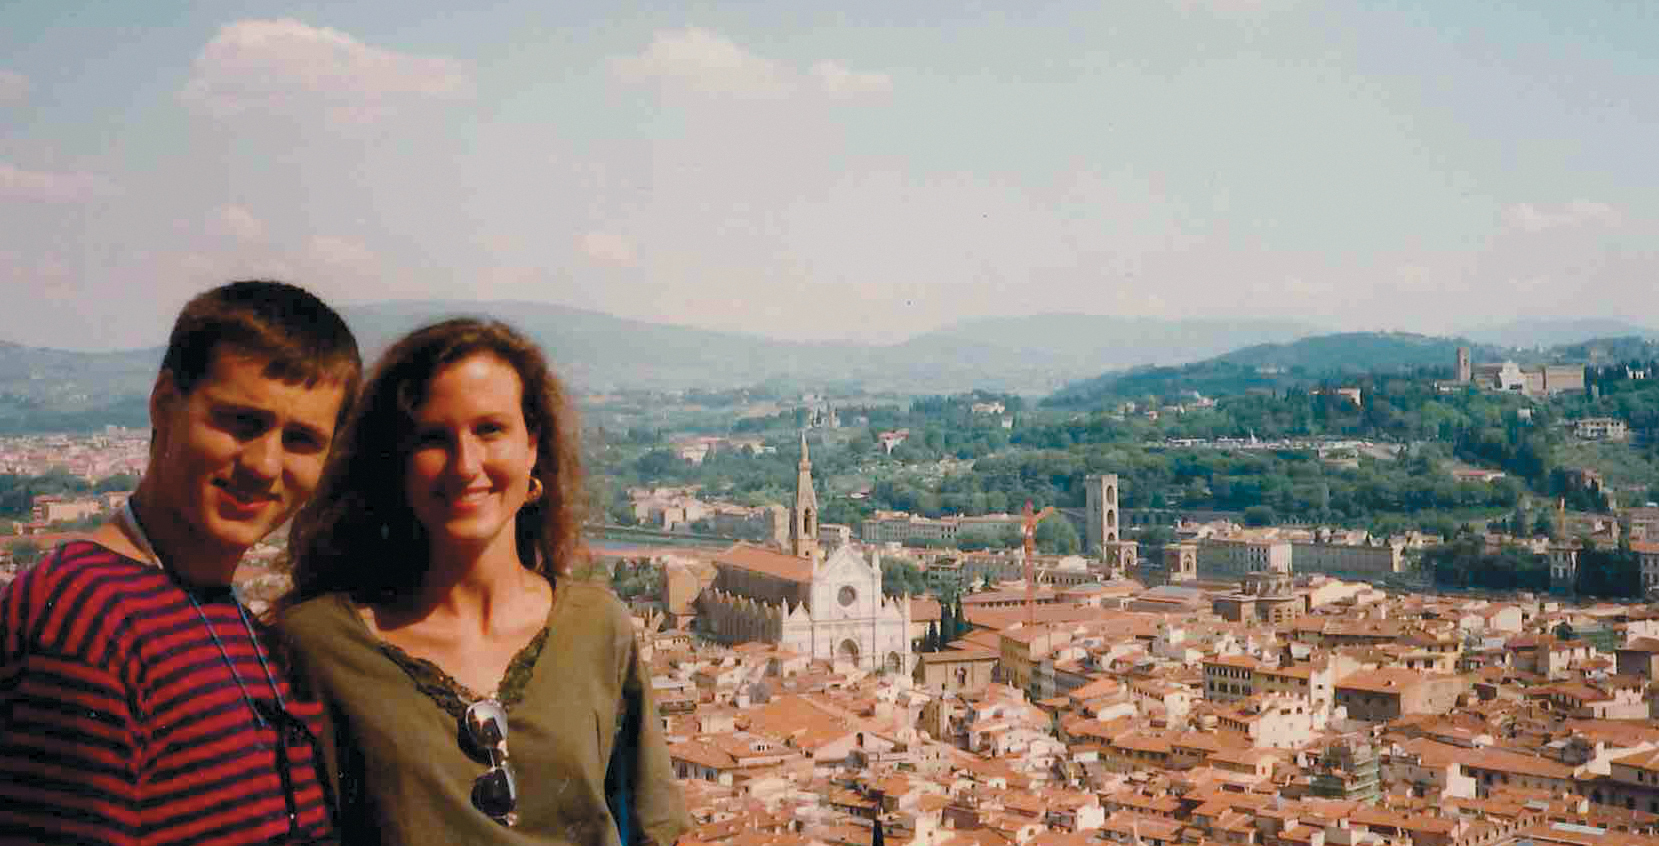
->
[[278, 318, 689, 845]]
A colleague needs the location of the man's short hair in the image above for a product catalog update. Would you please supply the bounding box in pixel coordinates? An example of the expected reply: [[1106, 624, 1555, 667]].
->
[[160, 280, 362, 413]]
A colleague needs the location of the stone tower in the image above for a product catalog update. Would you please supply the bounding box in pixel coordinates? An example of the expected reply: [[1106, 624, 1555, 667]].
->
[[1456, 346, 1472, 383], [791, 430, 819, 559], [1163, 542, 1197, 583], [1084, 474, 1120, 553]]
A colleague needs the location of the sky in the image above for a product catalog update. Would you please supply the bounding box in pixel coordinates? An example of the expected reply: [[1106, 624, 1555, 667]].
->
[[1, 0, 1655, 350]]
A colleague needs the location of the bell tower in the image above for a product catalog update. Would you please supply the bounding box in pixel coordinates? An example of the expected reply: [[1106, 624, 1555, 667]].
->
[[1084, 474, 1120, 553], [792, 430, 820, 559]]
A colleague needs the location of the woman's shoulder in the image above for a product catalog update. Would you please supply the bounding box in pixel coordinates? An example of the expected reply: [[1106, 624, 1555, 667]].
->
[[553, 579, 634, 630], [274, 593, 361, 646]]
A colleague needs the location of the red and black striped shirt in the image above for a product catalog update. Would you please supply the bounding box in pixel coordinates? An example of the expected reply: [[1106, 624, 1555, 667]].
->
[[0, 541, 337, 845]]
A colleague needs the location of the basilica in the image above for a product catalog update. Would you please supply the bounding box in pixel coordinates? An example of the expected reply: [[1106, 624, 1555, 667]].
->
[[693, 434, 914, 673]]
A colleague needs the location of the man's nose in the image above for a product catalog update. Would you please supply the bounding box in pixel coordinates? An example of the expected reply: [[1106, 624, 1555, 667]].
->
[[241, 431, 284, 480]]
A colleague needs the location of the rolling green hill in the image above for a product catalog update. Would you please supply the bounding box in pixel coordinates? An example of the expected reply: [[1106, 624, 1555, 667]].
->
[[1045, 332, 1507, 407], [0, 342, 157, 434]]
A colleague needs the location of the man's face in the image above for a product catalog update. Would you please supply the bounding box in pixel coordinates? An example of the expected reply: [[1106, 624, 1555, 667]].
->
[[147, 348, 347, 559]]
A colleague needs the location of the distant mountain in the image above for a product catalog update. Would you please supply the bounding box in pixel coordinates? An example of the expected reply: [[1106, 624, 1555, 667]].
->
[[1045, 331, 1501, 407], [909, 314, 1320, 370], [0, 304, 1327, 432], [341, 300, 1103, 393], [1462, 318, 1658, 349], [342, 303, 1324, 393], [1547, 336, 1659, 364], [1215, 332, 1490, 371], [0, 341, 158, 434]]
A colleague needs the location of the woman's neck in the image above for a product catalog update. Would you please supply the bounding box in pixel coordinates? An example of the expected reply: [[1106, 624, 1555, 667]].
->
[[411, 533, 541, 633]]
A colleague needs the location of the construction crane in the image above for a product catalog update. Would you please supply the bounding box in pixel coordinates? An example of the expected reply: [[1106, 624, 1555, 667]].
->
[[1021, 500, 1055, 627]]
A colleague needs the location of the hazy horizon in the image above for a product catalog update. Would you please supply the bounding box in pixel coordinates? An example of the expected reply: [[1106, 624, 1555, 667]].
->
[[3, 2, 1656, 350], [1, 299, 1653, 356]]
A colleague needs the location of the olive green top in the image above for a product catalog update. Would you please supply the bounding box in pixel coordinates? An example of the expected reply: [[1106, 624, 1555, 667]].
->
[[278, 580, 690, 846]]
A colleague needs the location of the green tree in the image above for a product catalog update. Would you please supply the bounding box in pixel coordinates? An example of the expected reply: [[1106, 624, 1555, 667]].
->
[[1033, 514, 1081, 554], [881, 558, 927, 598], [9, 539, 42, 566], [1532, 512, 1557, 540], [634, 449, 686, 479], [923, 621, 940, 653], [94, 473, 139, 493]]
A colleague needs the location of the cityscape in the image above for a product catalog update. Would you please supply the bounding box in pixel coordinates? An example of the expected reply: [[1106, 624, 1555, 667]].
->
[[5, 2, 1659, 844], [6, 336, 1659, 846]]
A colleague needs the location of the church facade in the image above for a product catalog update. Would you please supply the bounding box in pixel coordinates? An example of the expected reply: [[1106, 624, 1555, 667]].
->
[[694, 434, 914, 673]]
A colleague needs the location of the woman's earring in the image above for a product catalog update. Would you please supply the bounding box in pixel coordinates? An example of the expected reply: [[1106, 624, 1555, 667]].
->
[[526, 477, 544, 502]]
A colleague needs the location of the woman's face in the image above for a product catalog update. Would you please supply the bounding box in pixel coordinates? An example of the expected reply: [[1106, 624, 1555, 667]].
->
[[404, 353, 539, 557]]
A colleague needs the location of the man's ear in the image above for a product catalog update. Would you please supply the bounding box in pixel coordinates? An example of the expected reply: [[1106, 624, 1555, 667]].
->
[[150, 370, 182, 434]]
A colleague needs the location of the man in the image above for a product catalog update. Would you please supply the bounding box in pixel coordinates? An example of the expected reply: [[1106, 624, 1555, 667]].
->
[[0, 281, 360, 844]]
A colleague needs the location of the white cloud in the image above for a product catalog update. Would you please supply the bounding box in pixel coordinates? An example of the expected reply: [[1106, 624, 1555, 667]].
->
[[214, 204, 265, 243], [614, 27, 890, 100], [0, 163, 116, 201], [613, 27, 792, 98], [179, 19, 473, 121], [810, 61, 893, 97], [0, 71, 28, 105], [1502, 200, 1621, 233], [580, 230, 637, 267]]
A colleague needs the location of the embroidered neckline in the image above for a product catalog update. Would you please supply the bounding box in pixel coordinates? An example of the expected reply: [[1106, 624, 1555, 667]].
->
[[376, 626, 551, 719]]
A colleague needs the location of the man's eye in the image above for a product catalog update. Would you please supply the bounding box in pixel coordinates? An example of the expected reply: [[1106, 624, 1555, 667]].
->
[[222, 413, 264, 436]]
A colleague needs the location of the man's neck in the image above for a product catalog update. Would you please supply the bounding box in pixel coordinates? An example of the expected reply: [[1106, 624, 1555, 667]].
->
[[123, 480, 245, 586]]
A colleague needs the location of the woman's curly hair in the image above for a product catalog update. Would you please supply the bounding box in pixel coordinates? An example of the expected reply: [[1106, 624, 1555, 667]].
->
[[283, 318, 586, 607]]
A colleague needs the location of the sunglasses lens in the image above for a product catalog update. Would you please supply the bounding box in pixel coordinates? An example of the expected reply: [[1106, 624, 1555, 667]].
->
[[464, 699, 517, 825], [466, 700, 509, 746], [473, 766, 517, 817]]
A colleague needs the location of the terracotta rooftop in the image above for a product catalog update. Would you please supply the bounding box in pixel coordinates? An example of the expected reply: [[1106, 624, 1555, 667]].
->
[[1458, 747, 1575, 780], [1334, 667, 1448, 693], [714, 542, 814, 584], [1611, 747, 1659, 771], [916, 648, 999, 664], [1618, 637, 1659, 653], [910, 597, 942, 621]]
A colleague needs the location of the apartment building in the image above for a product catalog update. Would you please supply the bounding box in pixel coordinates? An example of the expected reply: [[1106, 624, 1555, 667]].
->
[[1333, 668, 1470, 723], [1197, 532, 1293, 578], [1291, 537, 1407, 578], [1574, 417, 1630, 441]]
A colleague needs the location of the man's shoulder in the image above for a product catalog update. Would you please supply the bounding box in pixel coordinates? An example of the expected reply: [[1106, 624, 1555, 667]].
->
[[9, 539, 158, 604], [3, 540, 169, 665]]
